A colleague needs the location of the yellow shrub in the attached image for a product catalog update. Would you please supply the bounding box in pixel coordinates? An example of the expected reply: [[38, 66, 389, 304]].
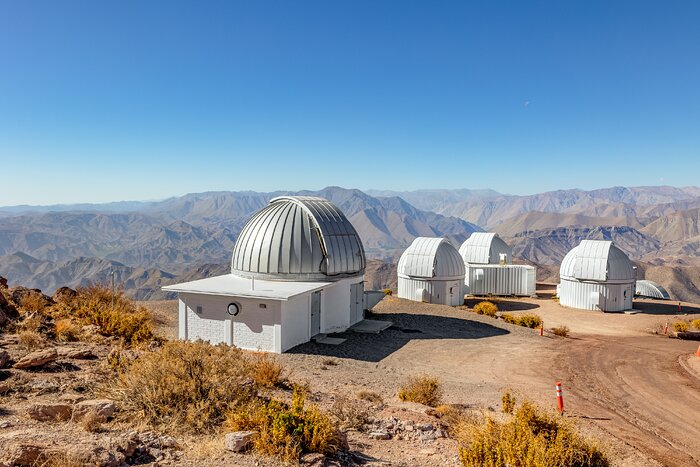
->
[[53, 284, 154, 345], [108, 340, 255, 433], [552, 325, 570, 337], [55, 319, 81, 342], [502, 389, 516, 414], [17, 292, 50, 313], [501, 312, 543, 329], [692, 319, 700, 330], [249, 352, 285, 388], [398, 375, 442, 407], [473, 301, 498, 317], [673, 321, 688, 332], [457, 401, 608, 467], [226, 386, 344, 461]]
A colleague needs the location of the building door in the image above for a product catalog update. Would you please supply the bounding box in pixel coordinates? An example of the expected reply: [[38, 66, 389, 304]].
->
[[350, 282, 364, 323], [310, 291, 321, 336]]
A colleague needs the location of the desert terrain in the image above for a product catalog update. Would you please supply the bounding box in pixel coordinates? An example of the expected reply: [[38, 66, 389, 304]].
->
[[3, 282, 698, 466]]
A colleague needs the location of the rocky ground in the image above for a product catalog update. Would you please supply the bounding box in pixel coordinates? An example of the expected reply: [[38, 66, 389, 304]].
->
[[2, 281, 700, 466]]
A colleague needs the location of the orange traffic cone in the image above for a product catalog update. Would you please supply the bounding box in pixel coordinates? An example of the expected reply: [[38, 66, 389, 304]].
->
[[696, 344, 700, 358]]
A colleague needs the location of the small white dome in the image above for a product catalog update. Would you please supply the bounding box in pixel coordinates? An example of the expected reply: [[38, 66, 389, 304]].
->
[[560, 240, 635, 283], [459, 232, 512, 265], [398, 237, 465, 280]]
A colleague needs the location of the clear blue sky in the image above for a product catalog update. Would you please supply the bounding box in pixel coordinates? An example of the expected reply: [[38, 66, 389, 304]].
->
[[1, 1, 699, 205]]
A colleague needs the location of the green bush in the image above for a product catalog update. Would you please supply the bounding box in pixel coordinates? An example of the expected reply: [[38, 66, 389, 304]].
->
[[457, 400, 608, 467], [473, 301, 498, 317]]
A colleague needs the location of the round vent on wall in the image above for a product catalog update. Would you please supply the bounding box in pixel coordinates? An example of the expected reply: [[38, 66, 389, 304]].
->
[[227, 302, 240, 316]]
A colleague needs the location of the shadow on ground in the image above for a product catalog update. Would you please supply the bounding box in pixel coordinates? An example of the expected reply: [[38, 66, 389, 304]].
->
[[632, 300, 700, 315], [288, 312, 510, 362], [464, 298, 541, 312]]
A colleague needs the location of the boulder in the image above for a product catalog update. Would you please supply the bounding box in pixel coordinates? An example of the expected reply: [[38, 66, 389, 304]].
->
[[58, 348, 95, 359], [224, 431, 256, 452], [0, 276, 7, 289], [0, 291, 18, 327], [368, 431, 391, 440], [13, 348, 58, 369], [26, 403, 73, 421], [52, 286, 78, 303], [0, 350, 9, 368], [72, 399, 116, 423], [0, 443, 45, 466]]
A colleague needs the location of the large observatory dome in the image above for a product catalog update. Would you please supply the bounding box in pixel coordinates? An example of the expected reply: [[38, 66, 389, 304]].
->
[[231, 196, 366, 281]]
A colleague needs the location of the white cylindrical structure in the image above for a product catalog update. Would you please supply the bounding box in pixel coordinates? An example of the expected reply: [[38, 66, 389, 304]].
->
[[397, 237, 465, 306], [465, 264, 536, 296], [558, 240, 635, 312]]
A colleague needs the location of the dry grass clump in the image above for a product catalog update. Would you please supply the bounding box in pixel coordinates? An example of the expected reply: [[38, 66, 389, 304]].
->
[[55, 318, 81, 342], [456, 400, 608, 467], [18, 329, 46, 350], [330, 394, 369, 430], [502, 312, 543, 329], [108, 340, 255, 433], [16, 292, 51, 313], [501, 389, 516, 414], [473, 301, 498, 317], [692, 319, 700, 330], [357, 390, 383, 404], [53, 284, 154, 345], [79, 411, 102, 433], [552, 325, 570, 338], [673, 321, 689, 332], [398, 375, 442, 407], [225, 386, 344, 461], [250, 352, 286, 388]]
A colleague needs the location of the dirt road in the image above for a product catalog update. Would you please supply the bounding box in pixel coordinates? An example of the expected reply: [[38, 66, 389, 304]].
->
[[553, 335, 700, 466]]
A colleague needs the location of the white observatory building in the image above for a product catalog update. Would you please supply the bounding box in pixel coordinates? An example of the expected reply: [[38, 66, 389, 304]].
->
[[557, 239, 636, 312], [163, 196, 366, 353], [397, 237, 465, 306], [459, 232, 536, 296]]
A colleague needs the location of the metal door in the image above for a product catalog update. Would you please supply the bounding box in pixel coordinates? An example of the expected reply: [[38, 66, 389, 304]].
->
[[350, 282, 364, 323], [310, 291, 321, 336]]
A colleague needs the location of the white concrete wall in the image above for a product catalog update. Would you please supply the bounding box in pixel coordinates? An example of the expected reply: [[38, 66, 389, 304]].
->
[[398, 277, 463, 306], [558, 279, 634, 312], [179, 292, 282, 352], [281, 293, 311, 352], [321, 277, 363, 333]]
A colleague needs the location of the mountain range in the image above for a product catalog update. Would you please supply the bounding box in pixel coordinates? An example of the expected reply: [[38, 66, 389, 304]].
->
[[2, 185, 700, 302]]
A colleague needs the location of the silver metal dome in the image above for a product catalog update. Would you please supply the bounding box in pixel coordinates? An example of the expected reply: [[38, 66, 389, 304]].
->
[[231, 196, 366, 281]]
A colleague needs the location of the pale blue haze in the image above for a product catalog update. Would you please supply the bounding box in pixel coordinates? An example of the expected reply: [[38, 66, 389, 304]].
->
[[0, 1, 698, 204]]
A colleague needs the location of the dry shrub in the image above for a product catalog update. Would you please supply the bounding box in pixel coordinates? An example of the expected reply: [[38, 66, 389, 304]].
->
[[250, 352, 285, 388], [457, 401, 608, 467], [473, 301, 498, 317], [108, 340, 255, 433], [330, 393, 369, 430], [80, 411, 102, 433], [17, 292, 50, 313], [673, 321, 688, 332], [226, 386, 344, 461], [382, 289, 393, 296], [55, 319, 81, 342], [36, 450, 90, 467], [501, 389, 516, 414], [692, 319, 700, 330], [53, 284, 154, 345], [18, 329, 46, 350], [357, 390, 383, 404], [398, 375, 442, 407], [502, 312, 543, 329], [435, 404, 470, 434], [552, 325, 570, 338]]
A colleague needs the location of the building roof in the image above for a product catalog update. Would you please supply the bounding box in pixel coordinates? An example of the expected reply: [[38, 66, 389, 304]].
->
[[231, 196, 366, 282], [560, 240, 635, 283], [162, 274, 331, 300], [459, 232, 512, 265], [635, 280, 671, 300], [398, 237, 465, 280]]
